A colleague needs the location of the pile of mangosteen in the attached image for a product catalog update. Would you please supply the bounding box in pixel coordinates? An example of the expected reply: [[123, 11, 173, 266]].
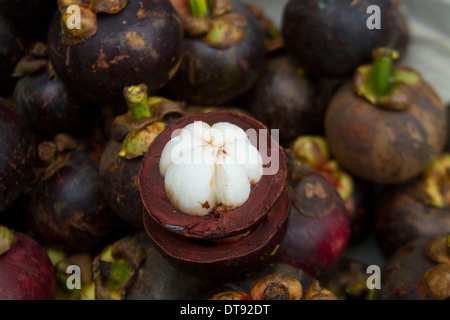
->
[[0, 0, 449, 302]]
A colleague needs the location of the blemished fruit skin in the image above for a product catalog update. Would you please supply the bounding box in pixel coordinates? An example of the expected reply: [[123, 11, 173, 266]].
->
[[47, 0, 184, 104], [325, 75, 447, 185], [0, 228, 57, 300]]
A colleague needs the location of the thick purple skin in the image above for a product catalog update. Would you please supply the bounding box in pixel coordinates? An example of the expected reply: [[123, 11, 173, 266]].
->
[[143, 188, 291, 280], [0, 231, 57, 300], [13, 69, 101, 139], [163, 0, 266, 106], [374, 235, 439, 300], [282, 0, 394, 78], [0, 99, 35, 215], [373, 184, 450, 258], [27, 140, 127, 252], [275, 170, 350, 277], [245, 53, 340, 144], [47, 0, 183, 104]]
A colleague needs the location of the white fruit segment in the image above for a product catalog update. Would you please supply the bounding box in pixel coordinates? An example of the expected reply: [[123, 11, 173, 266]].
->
[[160, 121, 263, 216]]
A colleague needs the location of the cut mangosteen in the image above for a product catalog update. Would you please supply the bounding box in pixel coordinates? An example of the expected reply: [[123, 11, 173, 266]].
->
[[325, 48, 447, 185], [139, 111, 287, 240], [163, 0, 266, 106], [374, 153, 450, 258], [47, 0, 184, 104], [275, 167, 350, 277], [143, 187, 290, 279]]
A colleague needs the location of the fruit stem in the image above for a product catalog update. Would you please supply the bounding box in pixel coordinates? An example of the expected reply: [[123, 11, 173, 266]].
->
[[0, 225, 17, 256], [123, 84, 152, 122], [189, 0, 209, 18], [370, 47, 399, 98]]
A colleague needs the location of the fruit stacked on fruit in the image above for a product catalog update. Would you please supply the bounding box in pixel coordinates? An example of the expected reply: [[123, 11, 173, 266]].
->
[[0, 0, 449, 302]]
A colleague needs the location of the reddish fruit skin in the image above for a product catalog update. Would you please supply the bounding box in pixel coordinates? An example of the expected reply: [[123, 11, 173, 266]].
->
[[275, 170, 350, 277], [0, 231, 57, 300]]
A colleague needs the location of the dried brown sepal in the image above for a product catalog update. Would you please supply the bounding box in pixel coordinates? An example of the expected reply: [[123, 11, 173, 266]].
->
[[59, 0, 98, 46], [211, 291, 252, 300], [89, 0, 127, 14], [425, 234, 450, 265], [418, 264, 450, 300], [181, 15, 212, 36], [304, 280, 338, 300], [203, 13, 246, 49], [209, 0, 231, 16], [250, 273, 303, 300]]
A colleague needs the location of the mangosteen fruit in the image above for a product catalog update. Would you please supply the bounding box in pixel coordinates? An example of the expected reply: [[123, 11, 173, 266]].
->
[[209, 262, 337, 300], [0, 225, 57, 300], [274, 164, 351, 277], [374, 153, 450, 257], [374, 233, 450, 300], [325, 47, 447, 185], [13, 42, 100, 139], [47, 0, 184, 105], [282, 0, 396, 78], [0, 98, 35, 214], [245, 54, 341, 144], [139, 111, 288, 279], [99, 84, 185, 229], [26, 135, 126, 252], [163, 0, 266, 106], [290, 136, 373, 243], [92, 231, 213, 300]]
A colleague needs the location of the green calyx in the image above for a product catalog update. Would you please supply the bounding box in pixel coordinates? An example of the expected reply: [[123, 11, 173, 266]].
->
[[354, 47, 421, 111], [123, 84, 152, 122]]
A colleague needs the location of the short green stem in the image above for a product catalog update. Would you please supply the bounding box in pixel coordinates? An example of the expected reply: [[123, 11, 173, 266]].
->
[[370, 47, 399, 97], [123, 84, 152, 122], [189, 0, 209, 18]]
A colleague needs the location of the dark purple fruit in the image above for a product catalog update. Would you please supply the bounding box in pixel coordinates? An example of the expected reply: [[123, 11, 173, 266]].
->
[[374, 233, 450, 300], [0, 98, 35, 214], [275, 166, 350, 277], [163, 0, 266, 106], [282, 0, 395, 78], [47, 0, 183, 104], [374, 154, 450, 257], [13, 47, 101, 139], [0, 225, 57, 300], [27, 137, 126, 252], [325, 48, 447, 185], [245, 53, 340, 143], [92, 231, 213, 300]]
